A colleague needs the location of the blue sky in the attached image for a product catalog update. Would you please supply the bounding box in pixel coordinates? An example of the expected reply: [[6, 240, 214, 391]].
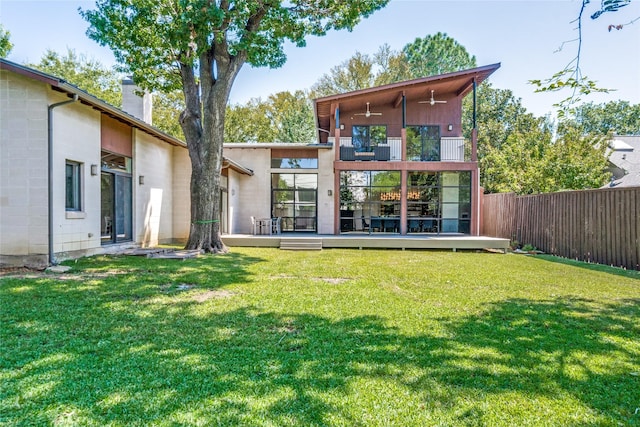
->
[[2, 0, 639, 117]]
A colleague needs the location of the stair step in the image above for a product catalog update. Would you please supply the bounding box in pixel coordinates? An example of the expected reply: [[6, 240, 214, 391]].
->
[[279, 238, 323, 251]]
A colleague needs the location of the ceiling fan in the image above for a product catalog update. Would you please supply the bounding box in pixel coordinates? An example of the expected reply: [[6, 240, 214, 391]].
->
[[419, 90, 447, 106], [354, 102, 382, 118]]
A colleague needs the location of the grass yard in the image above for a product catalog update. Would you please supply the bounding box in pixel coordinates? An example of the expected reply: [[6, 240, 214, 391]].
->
[[1, 248, 639, 426]]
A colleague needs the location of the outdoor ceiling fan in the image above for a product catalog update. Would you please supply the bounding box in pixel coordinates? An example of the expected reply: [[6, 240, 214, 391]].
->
[[354, 102, 382, 118], [419, 90, 447, 106]]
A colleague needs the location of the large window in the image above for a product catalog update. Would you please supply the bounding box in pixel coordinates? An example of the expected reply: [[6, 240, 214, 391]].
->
[[407, 171, 471, 234], [271, 157, 318, 169], [406, 125, 440, 161], [272, 173, 317, 232], [339, 170, 401, 233], [352, 125, 386, 152], [65, 161, 82, 211]]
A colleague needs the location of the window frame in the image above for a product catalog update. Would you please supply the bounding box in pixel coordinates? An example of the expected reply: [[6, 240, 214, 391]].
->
[[65, 160, 83, 212]]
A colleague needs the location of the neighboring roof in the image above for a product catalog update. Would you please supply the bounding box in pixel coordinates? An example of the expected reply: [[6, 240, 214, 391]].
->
[[604, 135, 640, 188], [610, 139, 634, 150], [313, 63, 501, 140], [1, 58, 186, 148]]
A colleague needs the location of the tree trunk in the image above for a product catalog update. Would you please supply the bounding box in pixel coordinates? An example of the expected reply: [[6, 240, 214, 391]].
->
[[181, 50, 243, 253]]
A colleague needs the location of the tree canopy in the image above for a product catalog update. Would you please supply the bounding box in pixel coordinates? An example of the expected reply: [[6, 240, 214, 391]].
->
[[0, 24, 12, 58], [29, 49, 122, 107], [81, 0, 390, 252]]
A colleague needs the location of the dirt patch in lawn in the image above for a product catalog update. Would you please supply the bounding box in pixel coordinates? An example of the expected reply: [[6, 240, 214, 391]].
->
[[193, 289, 236, 302]]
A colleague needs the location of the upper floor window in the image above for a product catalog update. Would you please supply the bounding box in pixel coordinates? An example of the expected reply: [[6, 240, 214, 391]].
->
[[65, 161, 82, 211], [352, 125, 386, 152], [407, 125, 440, 161]]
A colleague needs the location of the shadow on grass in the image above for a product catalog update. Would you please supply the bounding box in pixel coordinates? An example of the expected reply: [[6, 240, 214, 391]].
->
[[1, 255, 639, 425], [534, 254, 640, 280]]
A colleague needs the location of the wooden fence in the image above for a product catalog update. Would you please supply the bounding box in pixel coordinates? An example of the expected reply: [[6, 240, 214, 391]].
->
[[481, 187, 640, 270]]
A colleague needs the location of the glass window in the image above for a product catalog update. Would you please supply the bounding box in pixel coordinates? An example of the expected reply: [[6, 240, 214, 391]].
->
[[270, 158, 318, 169], [339, 170, 400, 234], [406, 125, 440, 161], [271, 173, 318, 232], [65, 161, 82, 211], [407, 171, 471, 234], [352, 125, 386, 152]]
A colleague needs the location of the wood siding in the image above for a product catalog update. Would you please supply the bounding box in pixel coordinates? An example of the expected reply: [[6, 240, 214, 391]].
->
[[101, 114, 132, 156], [481, 188, 640, 270]]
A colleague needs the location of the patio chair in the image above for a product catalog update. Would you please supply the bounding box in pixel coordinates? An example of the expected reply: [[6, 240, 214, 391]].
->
[[271, 217, 281, 234], [361, 215, 369, 232], [250, 216, 257, 235]]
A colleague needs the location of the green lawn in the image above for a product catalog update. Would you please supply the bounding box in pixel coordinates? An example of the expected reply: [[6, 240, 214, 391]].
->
[[1, 248, 639, 426]]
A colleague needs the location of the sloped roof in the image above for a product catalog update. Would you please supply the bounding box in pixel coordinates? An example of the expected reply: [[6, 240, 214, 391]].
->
[[1, 58, 253, 175], [1, 58, 186, 147], [606, 135, 640, 188], [313, 63, 501, 142]]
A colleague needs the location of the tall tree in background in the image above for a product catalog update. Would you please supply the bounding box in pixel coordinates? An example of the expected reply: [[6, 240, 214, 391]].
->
[[224, 97, 273, 143], [402, 32, 477, 77], [82, 0, 389, 253], [311, 51, 376, 97], [0, 24, 13, 58], [571, 101, 640, 135], [29, 49, 122, 107], [266, 90, 315, 142]]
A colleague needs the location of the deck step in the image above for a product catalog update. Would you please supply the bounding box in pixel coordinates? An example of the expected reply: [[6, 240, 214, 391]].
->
[[279, 238, 323, 251]]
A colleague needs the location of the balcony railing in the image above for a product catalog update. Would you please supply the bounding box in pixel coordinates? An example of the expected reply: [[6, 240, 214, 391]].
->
[[330, 137, 468, 162]]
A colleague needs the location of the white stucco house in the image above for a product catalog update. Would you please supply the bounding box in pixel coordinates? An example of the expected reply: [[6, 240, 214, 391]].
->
[[0, 60, 190, 266]]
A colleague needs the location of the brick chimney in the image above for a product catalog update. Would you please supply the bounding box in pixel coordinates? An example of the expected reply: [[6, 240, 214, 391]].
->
[[121, 78, 152, 125]]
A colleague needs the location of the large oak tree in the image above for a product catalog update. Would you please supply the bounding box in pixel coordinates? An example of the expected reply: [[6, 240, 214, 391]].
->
[[81, 0, 388, 253]]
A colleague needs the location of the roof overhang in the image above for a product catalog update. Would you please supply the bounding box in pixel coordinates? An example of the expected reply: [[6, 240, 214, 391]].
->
[[313, 63, 500, 142]]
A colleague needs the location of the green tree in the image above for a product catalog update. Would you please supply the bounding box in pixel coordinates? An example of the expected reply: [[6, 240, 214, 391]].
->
[[266, 90, 315, 143], [0, 24, 13, 58], [311, 51, 376, 97], [311, 33, 477, 98], [402, 32, 477, 77], [152, 90, 186, 139], [461, 84, 548, 192], [29, 48, 122, 107], [548, 124, 611, 190], [82, 0, 389, 253], [224, 90, 315, 143], [571, 100, 640, 135], [224, 98, 273, 143]]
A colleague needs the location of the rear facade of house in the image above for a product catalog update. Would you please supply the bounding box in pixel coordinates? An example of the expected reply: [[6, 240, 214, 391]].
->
[[222, 63, 500, 236]]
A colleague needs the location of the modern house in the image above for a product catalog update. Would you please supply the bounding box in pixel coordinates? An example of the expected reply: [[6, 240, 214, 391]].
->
[[0, 59, 252, 267], [222, 63, 501, 237], [1, 59, 505, 267]]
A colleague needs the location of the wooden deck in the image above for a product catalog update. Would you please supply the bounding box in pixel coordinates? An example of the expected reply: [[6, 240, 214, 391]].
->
[[222, 233, 510, 252]]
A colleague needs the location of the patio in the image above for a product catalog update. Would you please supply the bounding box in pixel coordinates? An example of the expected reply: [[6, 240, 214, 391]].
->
[[222, 233, 510, 252]]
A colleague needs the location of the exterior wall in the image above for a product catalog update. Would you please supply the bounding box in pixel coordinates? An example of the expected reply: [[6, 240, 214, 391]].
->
[[1, 67, 192, 266], [316, 147, 335, 234], [51, 92, 102, 259], [0, 71, 50, 262], [134, 129, 175, 246], [172, 145, 191, 242], [223, 145, 336, 235], [224, 146, 272, 234]]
